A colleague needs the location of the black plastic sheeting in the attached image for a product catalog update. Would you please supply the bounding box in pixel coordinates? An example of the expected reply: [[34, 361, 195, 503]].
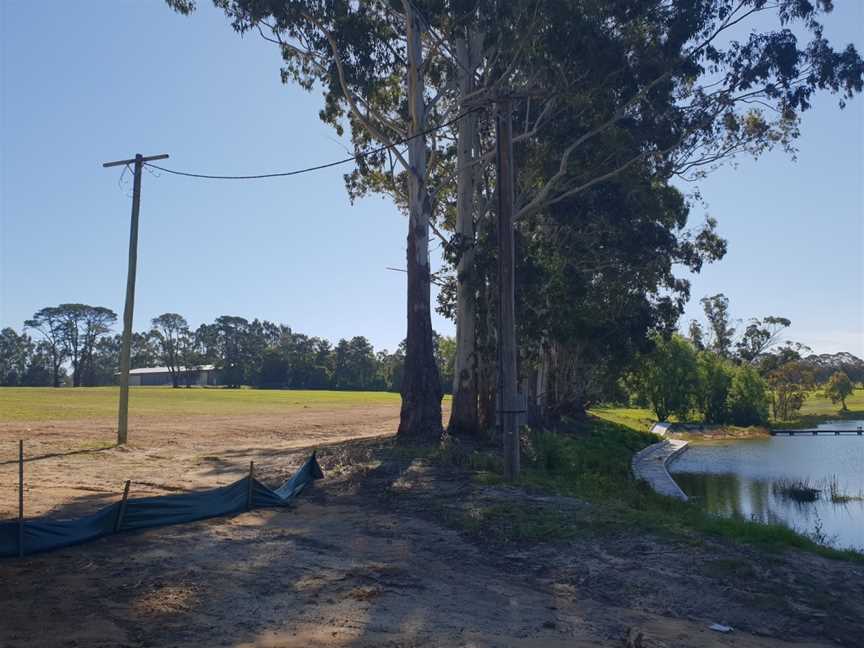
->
[[0, 453, 323, 558]]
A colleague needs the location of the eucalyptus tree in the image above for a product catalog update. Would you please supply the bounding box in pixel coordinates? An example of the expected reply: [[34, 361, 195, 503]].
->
[[824, 370, 853, 411], [168, 0, 862, 443], [168, 0, 469, 439], [0, 328, 34, 386], [27, 304, 117, 387], [515, 165, 727, 420], [152, 313, 190, 387], [441, 0, 862, 433], [24, 306, 67, 387], [736, 316, 791, 363], [701, 294, 736, 358]]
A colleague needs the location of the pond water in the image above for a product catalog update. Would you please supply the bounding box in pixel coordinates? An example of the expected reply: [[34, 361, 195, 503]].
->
[[669, 421, 864, 551]]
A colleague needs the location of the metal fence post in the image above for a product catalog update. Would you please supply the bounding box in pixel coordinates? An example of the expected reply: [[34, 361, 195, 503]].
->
[[18, 440, 24, 558]]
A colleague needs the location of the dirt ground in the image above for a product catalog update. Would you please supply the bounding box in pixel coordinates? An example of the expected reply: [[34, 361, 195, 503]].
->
[[2, 414, 863, 647], [0, 404, 408, 519]]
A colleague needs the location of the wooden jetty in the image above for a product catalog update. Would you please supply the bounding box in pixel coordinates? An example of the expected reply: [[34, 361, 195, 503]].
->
[[771, 428, 863, 436]]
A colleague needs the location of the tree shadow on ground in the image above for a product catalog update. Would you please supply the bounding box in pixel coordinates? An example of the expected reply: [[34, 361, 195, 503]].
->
[[2, 441, 863, 647]]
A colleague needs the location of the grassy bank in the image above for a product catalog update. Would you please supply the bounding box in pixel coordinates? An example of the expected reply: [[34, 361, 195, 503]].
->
[[0, 386, 402, 422], [436, 417, 863, 562]]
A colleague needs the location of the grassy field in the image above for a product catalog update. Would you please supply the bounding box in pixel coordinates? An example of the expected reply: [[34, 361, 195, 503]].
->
[[1, 384, 857, 426], [778, 388, 864, 427], [0, 386, 402, 422], [589, 388, 864, 433], [588, 405, 656, 432]]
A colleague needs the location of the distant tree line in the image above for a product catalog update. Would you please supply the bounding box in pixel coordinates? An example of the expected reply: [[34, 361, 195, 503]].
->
[[1, 304, 455, 393], [627, 294, 858, 424]]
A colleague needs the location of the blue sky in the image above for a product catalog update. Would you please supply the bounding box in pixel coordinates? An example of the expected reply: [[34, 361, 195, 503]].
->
[[1, 1, 861, 357]]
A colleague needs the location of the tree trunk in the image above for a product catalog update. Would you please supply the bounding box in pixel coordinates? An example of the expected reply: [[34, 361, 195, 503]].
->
[[448, 35, 480, 436], [477, 273, 496, 432], [397, 7, 443, 441], [495, 97, 520, 479], [51, 350, 61, 388]]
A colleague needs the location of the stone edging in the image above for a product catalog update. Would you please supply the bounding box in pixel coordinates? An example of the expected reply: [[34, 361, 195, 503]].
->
[[631, 424, 689, 501]]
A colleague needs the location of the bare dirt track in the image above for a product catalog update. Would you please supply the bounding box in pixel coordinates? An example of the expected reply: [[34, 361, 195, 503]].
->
[[2, 406, 863, 647]]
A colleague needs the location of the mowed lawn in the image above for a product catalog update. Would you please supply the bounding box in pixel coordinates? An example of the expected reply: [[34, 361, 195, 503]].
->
[[0, 387, 403, 422], [796, 388, 864, 418]]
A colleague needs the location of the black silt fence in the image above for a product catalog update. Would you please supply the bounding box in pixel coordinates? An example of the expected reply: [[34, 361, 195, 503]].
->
[[0, 452, 323, 558]]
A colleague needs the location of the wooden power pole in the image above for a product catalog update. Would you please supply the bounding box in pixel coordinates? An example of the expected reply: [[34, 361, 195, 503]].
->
[[495, 97, 520, 480], [103, 153, 168, 445]]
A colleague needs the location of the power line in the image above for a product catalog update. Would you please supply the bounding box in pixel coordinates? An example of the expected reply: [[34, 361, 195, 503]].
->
[[144, 106, 484, 180]]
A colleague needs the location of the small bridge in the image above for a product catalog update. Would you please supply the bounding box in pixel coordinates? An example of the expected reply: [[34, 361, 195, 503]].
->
[[770, 428, 863, 436]]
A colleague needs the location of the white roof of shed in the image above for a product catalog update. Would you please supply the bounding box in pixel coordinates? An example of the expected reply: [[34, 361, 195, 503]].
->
[[127, 365, 216, 375]]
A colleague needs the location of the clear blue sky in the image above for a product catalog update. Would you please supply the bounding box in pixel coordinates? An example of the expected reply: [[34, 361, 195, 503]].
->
[[1, 1, 862, 357]]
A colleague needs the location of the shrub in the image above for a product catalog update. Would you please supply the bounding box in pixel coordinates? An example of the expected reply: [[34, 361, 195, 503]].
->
[[632, 334, 699, 421], [696, 351, 733, 423], [727, 364, 769, 426]]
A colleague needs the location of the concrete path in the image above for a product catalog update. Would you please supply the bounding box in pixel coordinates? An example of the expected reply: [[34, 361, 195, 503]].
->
[[631, 425, 689, 501]]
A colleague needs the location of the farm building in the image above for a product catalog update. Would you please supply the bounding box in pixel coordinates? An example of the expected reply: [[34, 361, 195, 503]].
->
[[126, 365, 219, 387]]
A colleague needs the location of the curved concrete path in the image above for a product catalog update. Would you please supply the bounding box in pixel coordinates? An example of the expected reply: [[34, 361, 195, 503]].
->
[[631, 424, 689, 501]]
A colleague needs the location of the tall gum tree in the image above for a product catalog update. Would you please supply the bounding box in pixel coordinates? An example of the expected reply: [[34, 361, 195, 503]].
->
[[473, 0, 862, 424], [168, 0, 445, 439]]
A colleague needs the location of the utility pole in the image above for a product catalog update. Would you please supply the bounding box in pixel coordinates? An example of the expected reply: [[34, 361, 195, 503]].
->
[[495, 97, 520, 480], [103, 153, 168, 445]]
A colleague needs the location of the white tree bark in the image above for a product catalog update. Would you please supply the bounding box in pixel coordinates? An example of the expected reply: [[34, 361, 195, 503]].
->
[[448, 33, 481, 435], [397, 4, 443, 439]]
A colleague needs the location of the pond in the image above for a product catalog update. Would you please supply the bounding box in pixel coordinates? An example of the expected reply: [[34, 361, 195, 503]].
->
[[669, 421, 864, 551]]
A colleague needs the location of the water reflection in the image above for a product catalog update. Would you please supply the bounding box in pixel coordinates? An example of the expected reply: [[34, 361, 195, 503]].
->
[[669, 427, 864, 551]]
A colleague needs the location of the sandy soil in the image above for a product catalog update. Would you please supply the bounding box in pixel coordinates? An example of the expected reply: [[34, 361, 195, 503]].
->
[[2, 415, 863, 647], [0, 404, 410, 519]]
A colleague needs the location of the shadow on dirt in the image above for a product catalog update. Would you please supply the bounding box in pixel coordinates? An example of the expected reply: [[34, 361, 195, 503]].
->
[[2, 440, 863, 648]]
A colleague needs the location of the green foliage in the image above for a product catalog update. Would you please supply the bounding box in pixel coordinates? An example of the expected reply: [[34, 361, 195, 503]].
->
[[25, 304, 117, 387], [162, 0, 864, 439], [510, 420, 861, 561], [697, 351, 733, 423], [588, 405, 656, 433], [151, 313, 190, 387], [701, 294, 735, 358], [769, 361, 815, 421], [521, 420, 657, 500], [631, 334, 699, 421], [630, 341, 769, 427], [4, 311, 455, 394], [727, 364, 770, 426], [824, 370, 854, 411], [0, 327, 40, 386], [736, 316, 791, 363], [525, 428, 572, 473]]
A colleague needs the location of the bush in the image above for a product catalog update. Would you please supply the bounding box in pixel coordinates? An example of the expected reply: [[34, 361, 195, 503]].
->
[[697, 351, 733, 423], [727, 364, 770, 426], [632, 334, 699, 421]]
